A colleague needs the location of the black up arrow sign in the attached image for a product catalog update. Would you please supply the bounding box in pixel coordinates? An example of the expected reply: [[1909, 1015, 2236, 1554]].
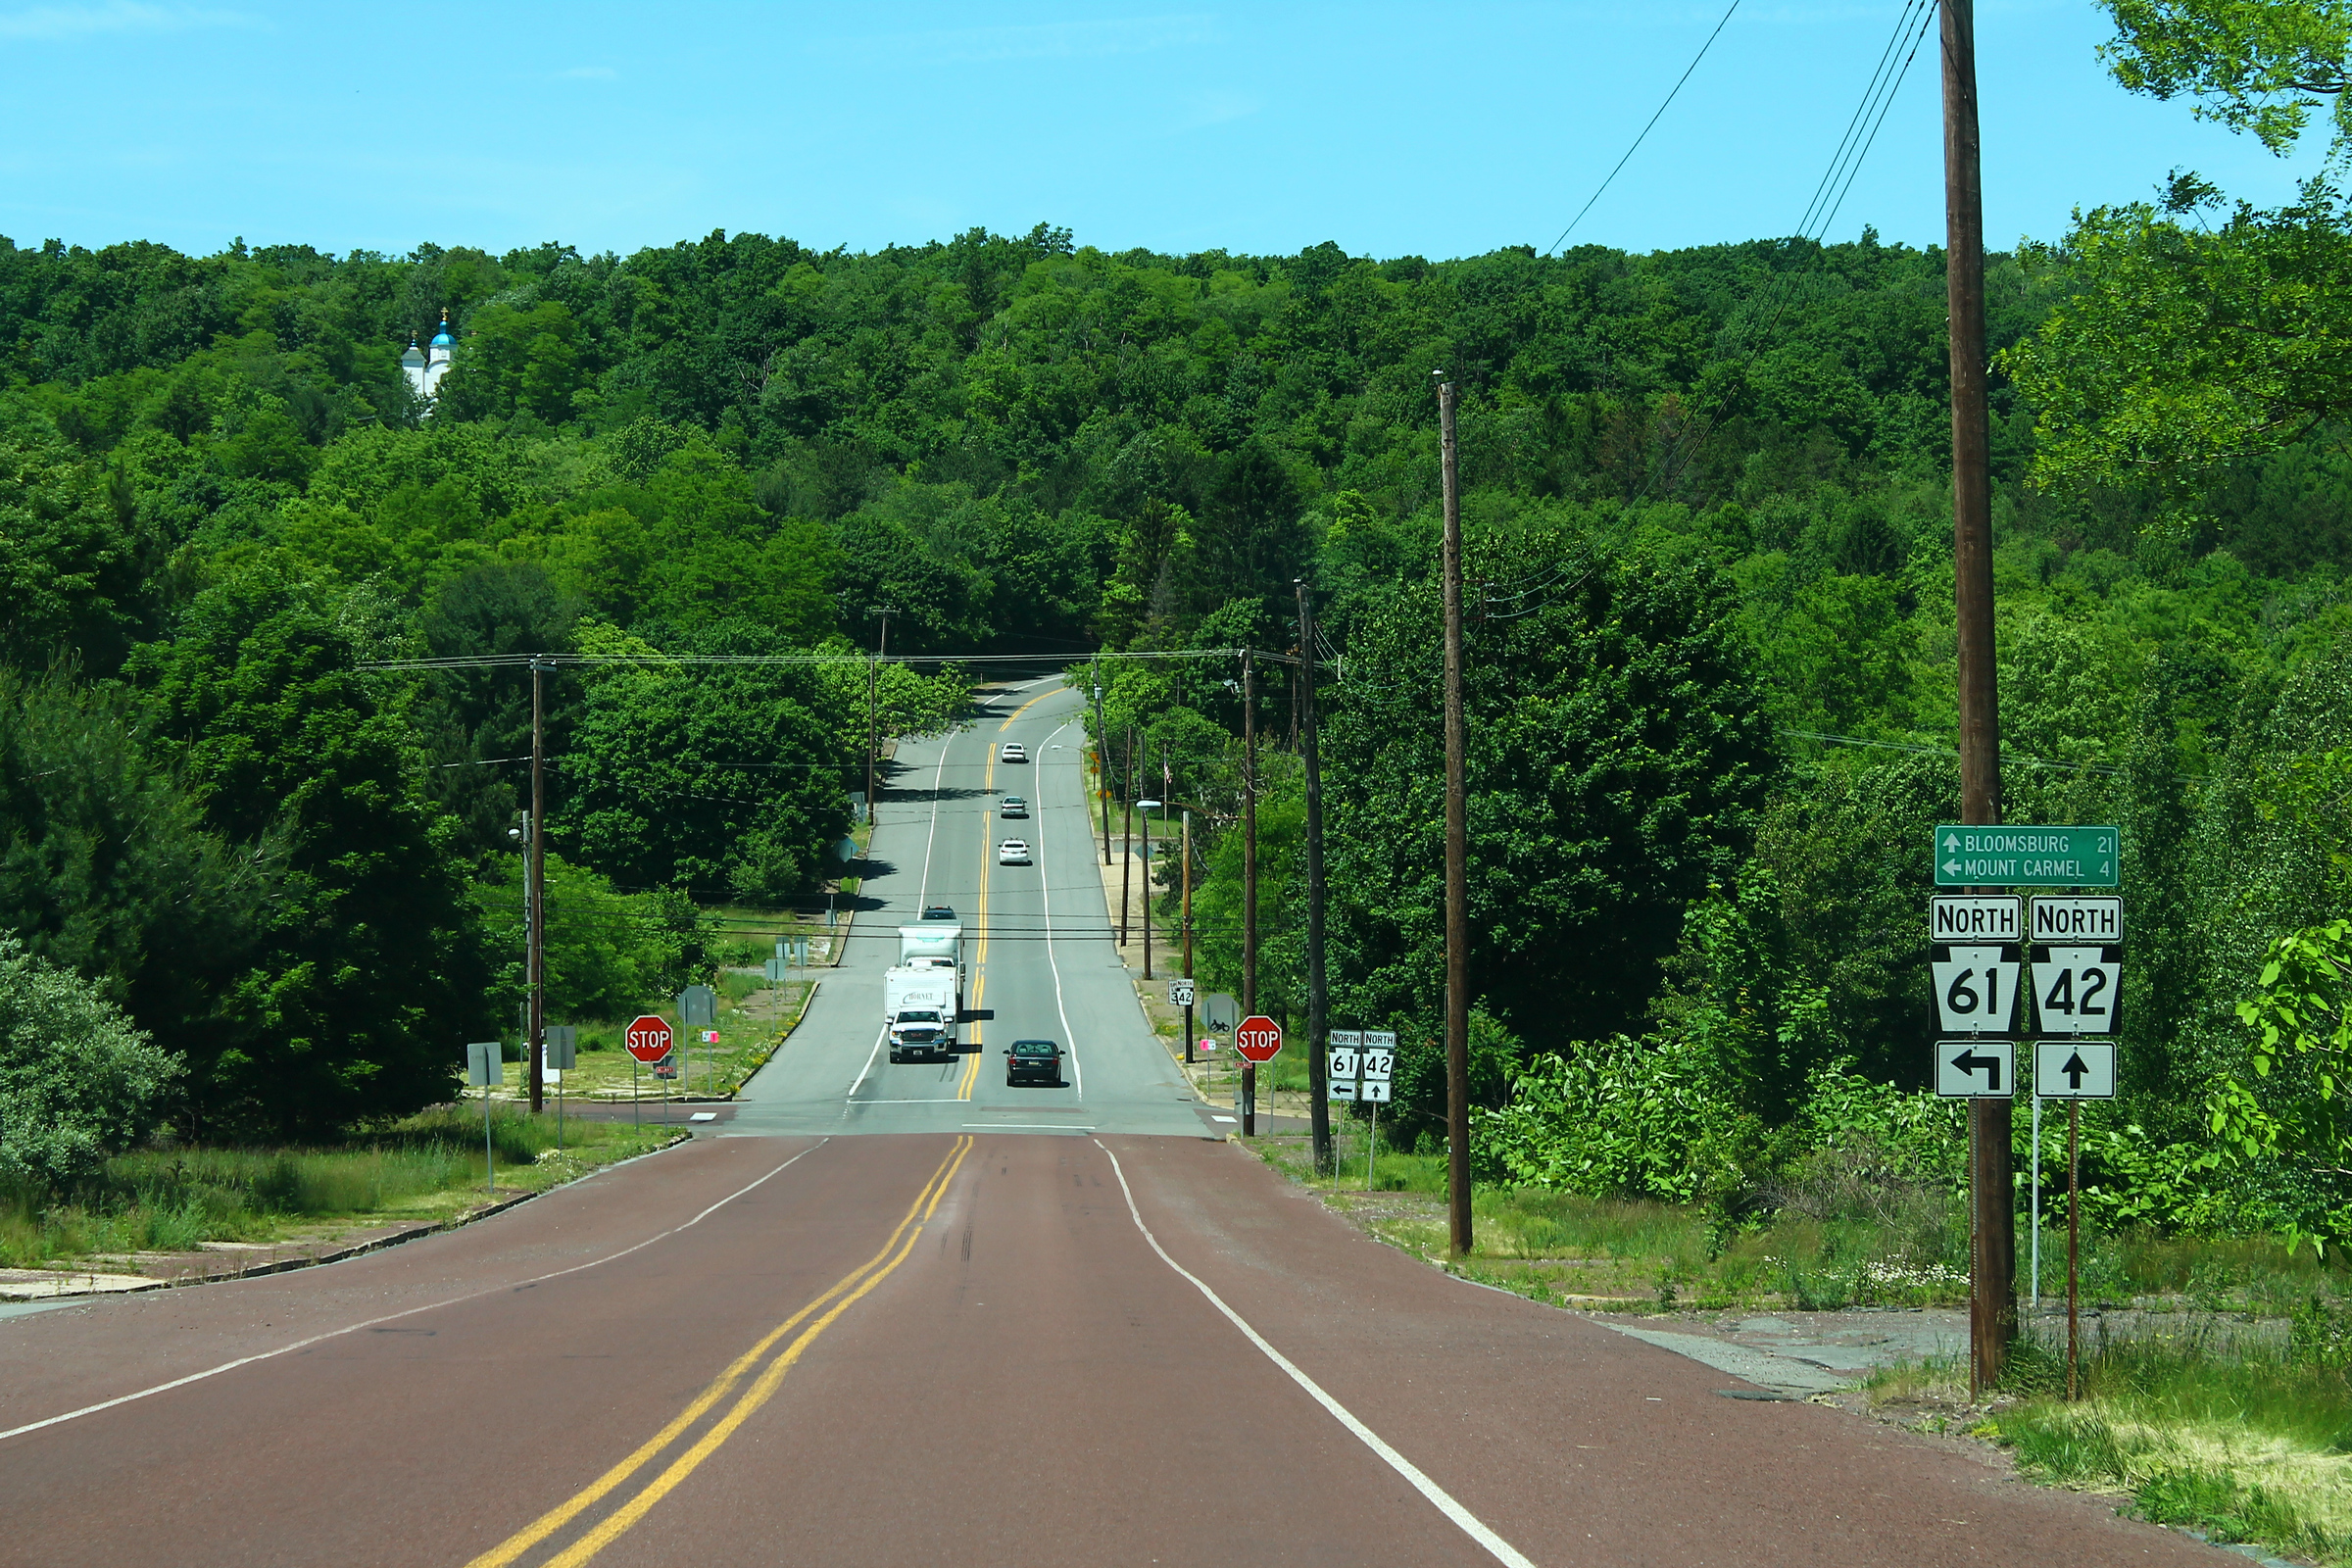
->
[[1950, 1047, 2003, 1091], [2060, 1051, 2090, 1091]]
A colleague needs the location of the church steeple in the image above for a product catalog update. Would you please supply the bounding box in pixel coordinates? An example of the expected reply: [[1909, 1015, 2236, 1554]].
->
[[403, 311, 457, 402]]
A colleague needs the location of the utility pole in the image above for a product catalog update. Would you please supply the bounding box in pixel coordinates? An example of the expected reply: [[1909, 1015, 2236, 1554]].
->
[[1943, 0, 2011, 1396], [1182, 805, 1196, 1066], [1142, 743, 1157, 982], [864, 608, 893, 829], [1094, 660, 1113, 866], [1437, 373, 1472, 1257], [527, 657, 552, 1116], [1120, 725, 1135, 948], [1241, 647, 1258, 1139], [1298, 580, 1333, 1176]]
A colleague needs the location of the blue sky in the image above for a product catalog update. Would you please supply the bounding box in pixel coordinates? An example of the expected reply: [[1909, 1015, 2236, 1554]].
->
[[0, 1, 2330, 263]]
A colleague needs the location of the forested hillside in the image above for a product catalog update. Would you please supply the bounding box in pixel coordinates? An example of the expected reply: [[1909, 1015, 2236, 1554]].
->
[[2, 217, 2347, 1239]]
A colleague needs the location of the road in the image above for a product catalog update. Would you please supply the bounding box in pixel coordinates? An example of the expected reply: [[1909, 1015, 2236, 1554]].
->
[[0, 680, 2232, 1566], [727, 677, 1218, 1142]]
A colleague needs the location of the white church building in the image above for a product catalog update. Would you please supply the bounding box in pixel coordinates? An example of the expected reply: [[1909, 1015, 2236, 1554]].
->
[[400, 311, 457, 401]]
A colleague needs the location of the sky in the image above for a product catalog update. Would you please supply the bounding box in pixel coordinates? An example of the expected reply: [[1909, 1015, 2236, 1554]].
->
[[0, 0, 2332, 264]]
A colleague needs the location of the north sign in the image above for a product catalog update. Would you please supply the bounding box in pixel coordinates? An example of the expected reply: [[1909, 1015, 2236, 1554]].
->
[[1930, 895, 2022, 943], [624, 1014, 674, 1064], [1934, 825, 2120, 888]]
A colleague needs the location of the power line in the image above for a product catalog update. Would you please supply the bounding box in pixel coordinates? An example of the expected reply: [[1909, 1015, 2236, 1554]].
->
[[1545, 0, 1742, 256]]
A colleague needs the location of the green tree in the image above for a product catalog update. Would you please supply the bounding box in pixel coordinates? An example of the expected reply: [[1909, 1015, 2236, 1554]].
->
[[1319, 525, 1778, 1054], [0, 668, 261, 1074], [559, 619, 853, 902], [0, 937, 181, 1188], [138, 564, 498, 1137]]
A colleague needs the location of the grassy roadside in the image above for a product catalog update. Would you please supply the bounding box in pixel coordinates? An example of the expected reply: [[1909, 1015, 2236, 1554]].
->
[[0, 1106, 680, 1273], [512, 972, 819, 1104], [1250, 1126, 1971, 1310], [1250, 1122, 2352, 1566]]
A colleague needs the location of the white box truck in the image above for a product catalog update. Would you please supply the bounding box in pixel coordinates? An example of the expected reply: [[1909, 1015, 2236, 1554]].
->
[[884, 968, 958, 1063]]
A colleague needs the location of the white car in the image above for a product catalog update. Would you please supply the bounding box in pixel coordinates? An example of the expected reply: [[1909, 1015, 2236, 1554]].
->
[[1000, 742, 1027, 763], [997, 839, 1032, 865]]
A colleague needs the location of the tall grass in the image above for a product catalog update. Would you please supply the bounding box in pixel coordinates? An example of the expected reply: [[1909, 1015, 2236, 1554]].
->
[[1997, 1337, 2352, 1565], [0, 1104, 642, 1270]]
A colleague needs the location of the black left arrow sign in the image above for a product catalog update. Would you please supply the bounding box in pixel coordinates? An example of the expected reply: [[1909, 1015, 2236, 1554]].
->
[[1950, 1047, 2003, 1092]]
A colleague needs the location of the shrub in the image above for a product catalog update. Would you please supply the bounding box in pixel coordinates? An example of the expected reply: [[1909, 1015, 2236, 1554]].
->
[[0, 938, 181, 1186]]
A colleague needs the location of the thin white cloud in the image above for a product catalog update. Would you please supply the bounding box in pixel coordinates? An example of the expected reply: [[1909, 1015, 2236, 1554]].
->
[[0, 1, 258, 39], [557, 65, 616, 80], [828, 14, 1219, 65]]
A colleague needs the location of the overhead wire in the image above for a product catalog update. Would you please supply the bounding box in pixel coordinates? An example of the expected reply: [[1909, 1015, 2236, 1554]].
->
[[1544, 0, 1744, 256]]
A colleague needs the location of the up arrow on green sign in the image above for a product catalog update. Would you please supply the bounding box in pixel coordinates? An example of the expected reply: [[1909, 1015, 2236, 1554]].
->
[[1933, 825, 2120, 888]]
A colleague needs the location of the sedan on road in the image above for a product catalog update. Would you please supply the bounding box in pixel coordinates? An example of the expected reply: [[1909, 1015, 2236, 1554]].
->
[[1004, 1039, 1065, 1086], [999, 742, 1027, 763], [1000, 796, 1027, 818], [997, 839, 1031, 865]]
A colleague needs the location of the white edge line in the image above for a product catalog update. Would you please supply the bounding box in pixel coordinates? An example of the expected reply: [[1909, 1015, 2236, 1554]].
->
[[845, 1019, 890, 1102], [1093, 1140, 1539, 1568], [0, 1139, 830, 1447], [1036, 716, 1084, 1101]]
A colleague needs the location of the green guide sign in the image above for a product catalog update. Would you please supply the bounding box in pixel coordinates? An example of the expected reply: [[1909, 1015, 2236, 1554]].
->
[[1933, 825, 2120, 888]]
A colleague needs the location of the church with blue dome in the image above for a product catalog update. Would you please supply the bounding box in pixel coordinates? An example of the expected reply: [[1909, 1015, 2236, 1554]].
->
[[400, 311, 457, 401]]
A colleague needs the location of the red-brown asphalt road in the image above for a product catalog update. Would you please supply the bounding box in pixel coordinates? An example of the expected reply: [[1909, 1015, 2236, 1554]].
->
[[0, 1132, 2231, 1567]]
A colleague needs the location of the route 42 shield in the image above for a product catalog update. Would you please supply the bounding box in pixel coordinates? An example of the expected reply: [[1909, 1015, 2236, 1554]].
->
[[2032, 948, 2121, 1036]]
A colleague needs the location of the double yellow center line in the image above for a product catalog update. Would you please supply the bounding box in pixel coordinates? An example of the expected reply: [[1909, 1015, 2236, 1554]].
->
[[465, 1136, 974, 1568]]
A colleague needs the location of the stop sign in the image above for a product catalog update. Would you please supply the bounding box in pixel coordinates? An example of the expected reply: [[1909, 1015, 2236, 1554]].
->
[[624, 1014, 674, 1064], [1234, 1014, 1283, 1063]]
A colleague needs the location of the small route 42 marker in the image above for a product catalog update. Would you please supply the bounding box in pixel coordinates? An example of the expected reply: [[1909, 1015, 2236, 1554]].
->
[[2030, 896, 2125, 1037], [1936, 1040, 2014, 1098], [1357, 1031, 1396, 1104], [1234, 1014, 1283, 1064]]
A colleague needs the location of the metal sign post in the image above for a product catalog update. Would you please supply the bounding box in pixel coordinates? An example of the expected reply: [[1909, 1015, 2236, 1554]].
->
[[1360, 1032, 1395, 1190], [546, 1026, 576, 1151], [2035, 1038, 2117, 1400], [466, 1042, 503, 1193]]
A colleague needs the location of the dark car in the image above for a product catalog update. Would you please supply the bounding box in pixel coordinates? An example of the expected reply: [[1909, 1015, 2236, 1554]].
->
[[921, 906, 957, 922], [1004, 1039, 1065, 1087]]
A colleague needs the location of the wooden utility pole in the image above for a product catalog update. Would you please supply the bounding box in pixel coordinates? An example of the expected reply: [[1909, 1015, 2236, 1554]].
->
[[1143, 743, 1158, 982], [1943, 0, 2011, 1395], [1437, 374, 1472, 1257], [1182, 806, 1196, 1065], [864, 609, 892, 829], [1120, 726, 1135, 948], [1242, 648, 1258, 1138], [1094, 660, 1113, 866], [527, 658, 551, 1115], [1298, 580, 1333, 1176]]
